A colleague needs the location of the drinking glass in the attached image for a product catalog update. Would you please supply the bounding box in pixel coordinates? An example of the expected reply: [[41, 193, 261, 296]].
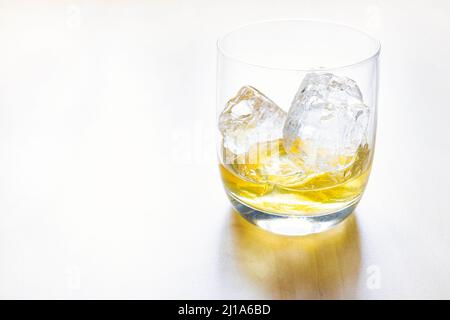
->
[[216, 20, 380, 235]]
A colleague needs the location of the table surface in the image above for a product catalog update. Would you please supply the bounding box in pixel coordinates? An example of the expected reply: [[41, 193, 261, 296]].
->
[[1, 0, 450, 299]]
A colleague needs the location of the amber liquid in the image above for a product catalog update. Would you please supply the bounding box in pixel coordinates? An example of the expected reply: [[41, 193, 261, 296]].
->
[[220, 139, 371, 215]]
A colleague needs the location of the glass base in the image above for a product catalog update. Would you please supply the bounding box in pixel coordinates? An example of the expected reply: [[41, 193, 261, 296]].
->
[[228, 195, 358, 236]]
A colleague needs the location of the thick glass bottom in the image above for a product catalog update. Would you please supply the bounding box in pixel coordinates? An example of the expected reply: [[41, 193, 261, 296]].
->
[[228, 194, 358, 236]]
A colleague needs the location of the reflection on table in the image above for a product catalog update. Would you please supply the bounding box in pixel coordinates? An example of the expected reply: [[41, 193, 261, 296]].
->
[[229, 209, 361, 299]]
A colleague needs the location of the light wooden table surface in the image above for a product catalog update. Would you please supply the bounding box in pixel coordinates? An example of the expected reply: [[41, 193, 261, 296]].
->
[[0, 0, 449, 299]]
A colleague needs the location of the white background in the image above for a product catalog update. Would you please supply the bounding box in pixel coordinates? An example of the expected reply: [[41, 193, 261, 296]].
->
[[0, 0, 449, 299]]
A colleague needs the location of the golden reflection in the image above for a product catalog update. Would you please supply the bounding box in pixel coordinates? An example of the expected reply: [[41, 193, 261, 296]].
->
[[230, 209, 361, 299]]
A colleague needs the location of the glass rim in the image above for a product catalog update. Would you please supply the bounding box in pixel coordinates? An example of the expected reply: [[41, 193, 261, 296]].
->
[[217, 19, 381, 72]]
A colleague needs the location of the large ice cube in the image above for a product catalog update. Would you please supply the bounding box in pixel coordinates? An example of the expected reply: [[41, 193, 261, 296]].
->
[[219, 86, 287, 155], [283, 73, 370, 173]]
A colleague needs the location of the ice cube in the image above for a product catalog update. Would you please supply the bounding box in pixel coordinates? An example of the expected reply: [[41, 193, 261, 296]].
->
[[283, 73, 370, 173], [223, 139, 306, 187], [219, 86, 287, 155]]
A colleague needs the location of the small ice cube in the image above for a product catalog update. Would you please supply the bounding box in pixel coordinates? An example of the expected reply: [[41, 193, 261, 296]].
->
[[223, 139, 306, 187], [219, 86, 287, 155], [283, 73, 370, 173]]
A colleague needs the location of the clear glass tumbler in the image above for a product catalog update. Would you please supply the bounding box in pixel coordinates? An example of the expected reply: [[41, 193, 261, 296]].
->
[[217, 20, 380, 235]]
